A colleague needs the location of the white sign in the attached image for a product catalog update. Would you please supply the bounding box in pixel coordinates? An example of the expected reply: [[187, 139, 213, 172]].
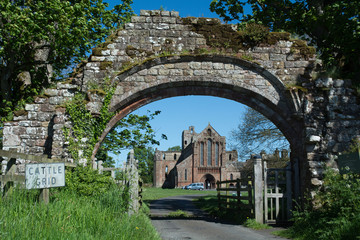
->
[[25, 163, 65, 189]]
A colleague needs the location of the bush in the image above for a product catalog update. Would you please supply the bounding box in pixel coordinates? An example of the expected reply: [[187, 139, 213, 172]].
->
[[290, 168, 360, 240], [64, 165, 115, 197], [238, 22, 269, 45]]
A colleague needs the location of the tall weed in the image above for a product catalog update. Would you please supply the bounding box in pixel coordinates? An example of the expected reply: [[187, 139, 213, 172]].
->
[[290, 168, 360, 240], [0, 186, 159, 240]]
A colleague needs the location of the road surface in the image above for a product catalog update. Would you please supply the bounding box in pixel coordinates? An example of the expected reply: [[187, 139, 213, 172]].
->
[[149, 194, 287, 240]]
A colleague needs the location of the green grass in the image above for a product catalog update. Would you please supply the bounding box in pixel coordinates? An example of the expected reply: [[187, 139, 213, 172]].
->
[[193, 195, 219, 217], [0, 186, 160, 240], [142, 187, 217, 202], [243, 218, 272, 230], [272, 229, 299, 239], [167, 210, 190, 218]]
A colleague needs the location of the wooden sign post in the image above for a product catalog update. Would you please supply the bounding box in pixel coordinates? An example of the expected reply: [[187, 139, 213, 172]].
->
[[25, 163, 65, 203]]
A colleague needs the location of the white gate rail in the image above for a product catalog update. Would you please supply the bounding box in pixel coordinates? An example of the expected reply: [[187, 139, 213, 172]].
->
[[264, 162, 292, 224]]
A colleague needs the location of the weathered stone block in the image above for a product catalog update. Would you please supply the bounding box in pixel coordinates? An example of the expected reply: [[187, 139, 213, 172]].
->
[[44, 89, 59, 97], [131, 16, 146, 23], [125, 23, 134, 29], [270, 53, 286, 61], [37, 112, 53, 122], [40, 104, 55, 112], [170, 11, 179, 17], [140, 10, 150, 16], [49, 96, 64, 105]]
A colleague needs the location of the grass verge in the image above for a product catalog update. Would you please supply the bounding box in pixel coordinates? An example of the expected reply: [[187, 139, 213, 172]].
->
[[243, 218, 272, 230], [142, 187, 216, 203], [167, 210, 190, 218], [0, 186, 160, 240]]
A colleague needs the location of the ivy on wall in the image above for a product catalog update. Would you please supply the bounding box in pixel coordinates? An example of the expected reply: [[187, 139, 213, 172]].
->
[[63, 78, 166, 164], [63, 79, 115, 163]]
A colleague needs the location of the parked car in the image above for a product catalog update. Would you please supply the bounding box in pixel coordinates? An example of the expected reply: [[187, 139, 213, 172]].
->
[[185, 182, 204, 190]]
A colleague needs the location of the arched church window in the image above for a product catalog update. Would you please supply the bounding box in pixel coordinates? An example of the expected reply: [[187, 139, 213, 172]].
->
[[229, 154, 232, 160], [200, 142, 204, 165], [207, 129, 211, 136], [163, 153, 165, 160], [207, 139, 212, 166], [174, 154, 177, 160], [230, 174, 233, 180], [165, 166, 168, 174], [215, 143, 219, 166]]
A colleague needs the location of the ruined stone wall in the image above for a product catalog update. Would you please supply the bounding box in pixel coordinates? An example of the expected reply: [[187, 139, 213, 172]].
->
[[3, 83, 77, 162], [2, 10, 359, 197], [302, 78, 360, 195]]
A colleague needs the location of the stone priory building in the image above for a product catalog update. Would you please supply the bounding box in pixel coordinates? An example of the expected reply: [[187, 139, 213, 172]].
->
[[153, 124, 241, 189]]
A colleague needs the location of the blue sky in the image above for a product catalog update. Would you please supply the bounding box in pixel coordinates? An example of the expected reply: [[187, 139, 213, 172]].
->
[[107, 0, 249, 166], [110, 0, 221, 18]]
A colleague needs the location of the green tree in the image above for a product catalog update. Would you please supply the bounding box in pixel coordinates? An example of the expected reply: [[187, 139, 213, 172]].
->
[[95, 148, 115, 168], [0, 0, 133, 122], [95, 111, 167, 168], [229, 107, 289, 159], [167, 146, 181, 151], [210, 0, 360, 80], [133, 147, 155, 184]]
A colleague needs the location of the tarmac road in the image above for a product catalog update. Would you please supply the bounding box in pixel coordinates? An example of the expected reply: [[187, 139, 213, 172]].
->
[[149, 194, 287, 240]]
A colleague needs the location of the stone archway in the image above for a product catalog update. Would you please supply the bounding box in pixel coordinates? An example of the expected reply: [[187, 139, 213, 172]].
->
[[2, 10, 359, 204], [90, 54, 307, 197]]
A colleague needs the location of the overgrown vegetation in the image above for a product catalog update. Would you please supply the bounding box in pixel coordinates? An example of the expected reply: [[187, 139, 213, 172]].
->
[[182, 18, 291, 53], [63, 79, 116, 162], [243, 218, 272, 230], [0, 185, 159, 240], [168, 210, 190, 218], [63, 77, 164, 165], [65, 165, 118, 197], [210, 0, 360, 82], [277, 168, 360, 240], [134, 147, 156, 184], [0, 0, 133, 124]]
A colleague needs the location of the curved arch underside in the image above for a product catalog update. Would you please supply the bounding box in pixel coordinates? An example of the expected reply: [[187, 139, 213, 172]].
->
[[92, 56, 303, 159]]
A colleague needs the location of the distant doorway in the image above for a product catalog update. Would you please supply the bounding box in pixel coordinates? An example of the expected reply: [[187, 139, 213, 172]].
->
[[202, 174, 215, 189]]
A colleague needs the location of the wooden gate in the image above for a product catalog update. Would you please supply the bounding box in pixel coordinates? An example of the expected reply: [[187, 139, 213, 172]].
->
[[264, 161, 292, 224], [216, 177, 253, 219]]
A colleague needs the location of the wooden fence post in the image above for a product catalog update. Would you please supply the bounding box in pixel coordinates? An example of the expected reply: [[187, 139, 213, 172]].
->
[[217, 181, 221, 212], [236, 178, 241, 211], [226, 182, 229, 209], [253, 155, 264, 224], [39, 188, 49, 204]]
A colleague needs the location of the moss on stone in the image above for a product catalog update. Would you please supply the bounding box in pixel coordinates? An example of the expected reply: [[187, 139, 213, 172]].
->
[[183, 17, 244, 51], [291, 39, 316, 60], [92, 47, 108, 56], [88, 89, 106, 96], [126, 45, 154, 58], [14, 109, 27, 116], [61, 78, 74, 84], [285, 84, 308, 93], [99, 61, 113, 70], [267, 32, 291, 45], [182, 17, 292, 52], [35, 94, 49, 99]]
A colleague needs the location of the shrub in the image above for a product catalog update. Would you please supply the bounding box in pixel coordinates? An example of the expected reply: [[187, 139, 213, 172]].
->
[[64, 165, 115, 197], [290, 168, 360, 240], [238, 22, 269, 45]]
